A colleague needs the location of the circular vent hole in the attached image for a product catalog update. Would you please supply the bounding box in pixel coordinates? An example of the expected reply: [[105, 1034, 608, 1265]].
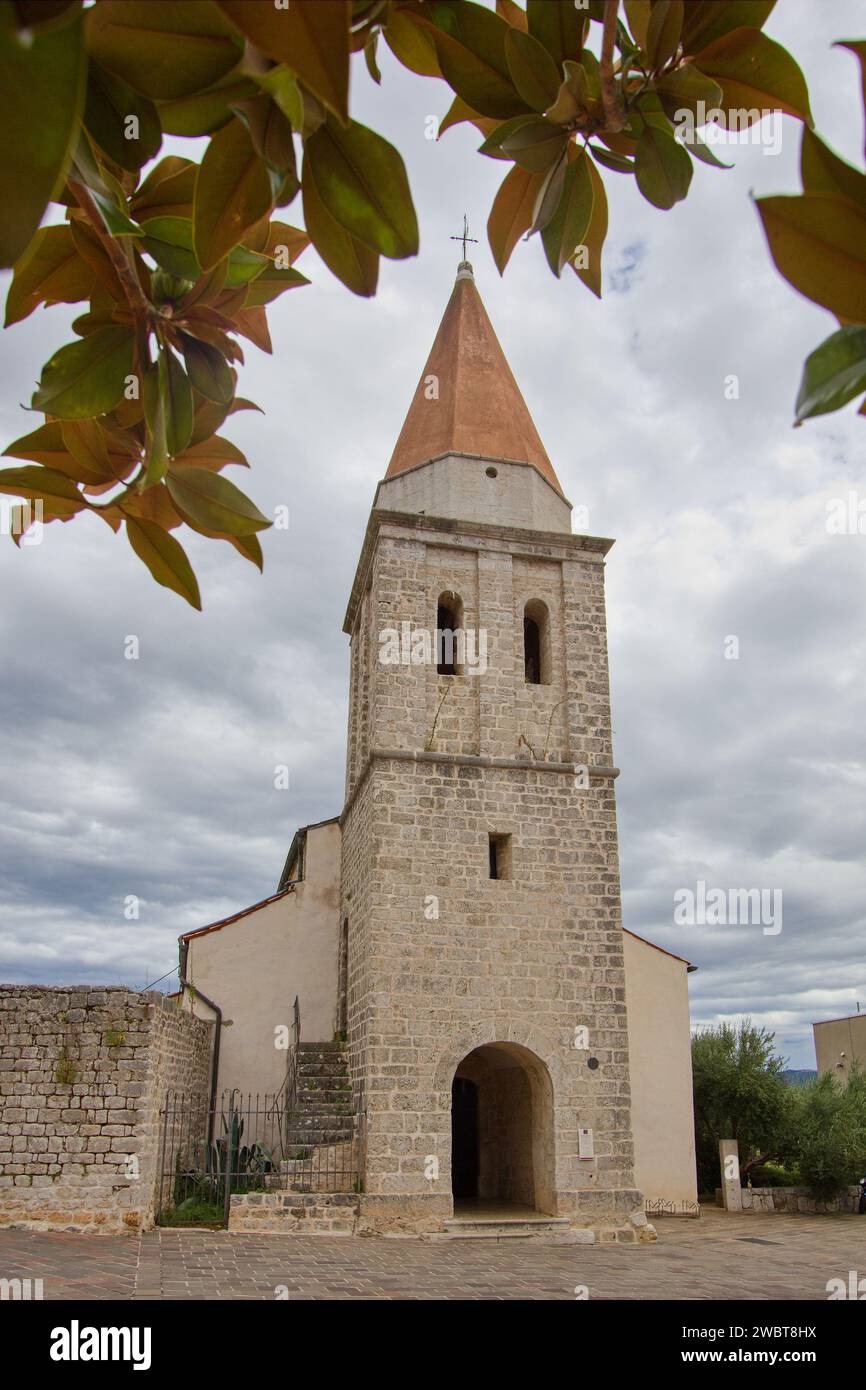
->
[[485, 466, 498, 478]]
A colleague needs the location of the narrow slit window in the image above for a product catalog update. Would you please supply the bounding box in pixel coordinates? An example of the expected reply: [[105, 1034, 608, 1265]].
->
[[488, 833, 512, 880], [524, 614, 541, 684], [437, 592, 462, 675], [523, 599, 551, 685]]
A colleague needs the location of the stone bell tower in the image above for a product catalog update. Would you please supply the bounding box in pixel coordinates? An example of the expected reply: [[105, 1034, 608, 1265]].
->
[[340, 259, 644, 1236]]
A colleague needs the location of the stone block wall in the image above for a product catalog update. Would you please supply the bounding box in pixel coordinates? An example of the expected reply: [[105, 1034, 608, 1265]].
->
[[0, 986, 212, 1233], [716, 1185, 862, 1214], [340, 512, 641, 1234]]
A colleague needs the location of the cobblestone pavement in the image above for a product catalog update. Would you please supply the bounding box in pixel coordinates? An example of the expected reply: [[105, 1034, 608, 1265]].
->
[[0, 1209, 862, 1301]]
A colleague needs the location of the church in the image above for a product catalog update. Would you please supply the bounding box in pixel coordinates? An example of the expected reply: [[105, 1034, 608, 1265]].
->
[[179, 258, 698, 1237]]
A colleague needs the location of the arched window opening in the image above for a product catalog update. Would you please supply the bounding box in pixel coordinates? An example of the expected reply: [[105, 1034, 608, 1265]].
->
[[523, 600, 551, 685], [437, 591, 463, 675]]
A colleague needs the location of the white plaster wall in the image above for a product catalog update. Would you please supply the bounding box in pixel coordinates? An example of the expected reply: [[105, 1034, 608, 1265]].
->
[[184, 822, 341, 1098], [624, 931, 698, 1206]]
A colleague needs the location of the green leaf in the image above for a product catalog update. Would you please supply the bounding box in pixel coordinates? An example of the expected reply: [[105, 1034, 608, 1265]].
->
[[161, 348, 194, 458], [180, 335, 235, 406], [243, 264, 309, 308], [407, 0, 529, 120], [126, 516, 201, 609], [157, 75, 258, 138], [166, 464, 270, 536], [214, 0, 351, 123], [365, 30, 382, 86], [231, 94, 296, 191], [142, 362, 169, 486], [131, 157, 197, 220], [499, 118, 568, 173], [87, 0, 241, 101], [0, 4, 86, 267], [679, 126, 733, 169], [301, 158, 379, 296], [84, 60, 161, 172], [60, 419, 128, 485], [304, 117, 418, 260], [88, 188, 144, 238], [384, 8, 442, 78], [526, 0, 582, 69], [479, 114, 542, 159], [504, 27, 560, 113], [695, 27, 813, 126], [755, 193, 866, 323], [0, 463, 82, 503], [571, 154, 607, 298], [682, 2, 777, 57], [530, 148, 568, 233], [224, 244, 271, 288], [141, 217, 201, 280], [835, 41, 866, 160], [589, 144, 635, 174], [635, 125, 693, 208], [541, 151, 594, 276], [646, 0, 683, 72], [32, 326, 134, 420], [623, 1, 651, 51], [545, 60, 590, 126], [174, 435, 249, 470], [794, 326, 866, 422], [487, 163, 543, 274], [656, 63, 723, 121], [5, 225, 95, 327], [194, 118, 274, 271], [800, 127, 866, 214], [252, 67, 304, 130], [4, 421, 80, 471]]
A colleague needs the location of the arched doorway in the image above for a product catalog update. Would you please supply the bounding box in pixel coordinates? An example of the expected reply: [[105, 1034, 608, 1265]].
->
[[450, 1042, 555, 1215]]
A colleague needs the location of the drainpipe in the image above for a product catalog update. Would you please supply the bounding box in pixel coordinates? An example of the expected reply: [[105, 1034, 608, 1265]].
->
[[178, 936, 222, 1146]]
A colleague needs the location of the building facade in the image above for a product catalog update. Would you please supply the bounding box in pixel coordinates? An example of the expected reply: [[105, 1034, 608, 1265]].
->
[[182, 263, 698, 1233]]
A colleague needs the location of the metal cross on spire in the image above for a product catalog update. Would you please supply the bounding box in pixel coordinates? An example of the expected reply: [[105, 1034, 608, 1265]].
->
[[450, 214, 478, 263]]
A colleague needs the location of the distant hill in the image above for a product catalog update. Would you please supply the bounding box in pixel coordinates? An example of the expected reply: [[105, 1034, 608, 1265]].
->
[[782, 1069, 817, 1086]]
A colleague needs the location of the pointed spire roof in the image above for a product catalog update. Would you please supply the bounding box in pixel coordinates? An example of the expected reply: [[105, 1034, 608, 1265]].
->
[[384, 263, 564, 498]]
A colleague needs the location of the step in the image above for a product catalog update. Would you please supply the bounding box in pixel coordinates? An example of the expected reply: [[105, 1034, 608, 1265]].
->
[[297, 1041, 345, 1053], [443, 1215, 572, 1241], [298, 1060, 348, 1077], [287, 1111, 354, 1128], [286, 1128, 354, 1145], [297, 1088, 351, 1104]]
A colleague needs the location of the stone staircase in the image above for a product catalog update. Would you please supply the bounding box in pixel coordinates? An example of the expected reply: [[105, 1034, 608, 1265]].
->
[[285, 1041, 353, 1152], [230, 1042, 360, 1231]]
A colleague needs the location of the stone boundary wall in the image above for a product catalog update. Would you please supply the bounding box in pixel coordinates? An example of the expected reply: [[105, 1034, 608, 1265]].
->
[[715, 1185, 861, 1214], [229, 1191, 359, 1235], [0, 985, 213, 1234]]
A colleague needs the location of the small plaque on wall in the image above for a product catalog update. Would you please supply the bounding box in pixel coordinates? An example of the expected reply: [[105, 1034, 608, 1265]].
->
[[578, 1127, 594, 1160]]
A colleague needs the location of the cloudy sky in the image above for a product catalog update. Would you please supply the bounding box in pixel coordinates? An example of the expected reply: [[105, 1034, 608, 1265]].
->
[[1, 1, 864, 1067]]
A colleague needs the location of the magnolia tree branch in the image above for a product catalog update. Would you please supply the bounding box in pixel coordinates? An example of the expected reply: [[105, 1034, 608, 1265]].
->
[[600, 0, 627, 133], [67, 179, 153, 327]]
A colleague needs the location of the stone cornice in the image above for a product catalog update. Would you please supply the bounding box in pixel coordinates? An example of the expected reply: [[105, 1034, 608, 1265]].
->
[[340, 747, 619, 823], [342, 508, 615, 634]]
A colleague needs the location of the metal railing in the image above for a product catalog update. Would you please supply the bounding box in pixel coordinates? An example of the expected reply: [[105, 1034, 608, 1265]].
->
[[156, 1083, 364, 1227]]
